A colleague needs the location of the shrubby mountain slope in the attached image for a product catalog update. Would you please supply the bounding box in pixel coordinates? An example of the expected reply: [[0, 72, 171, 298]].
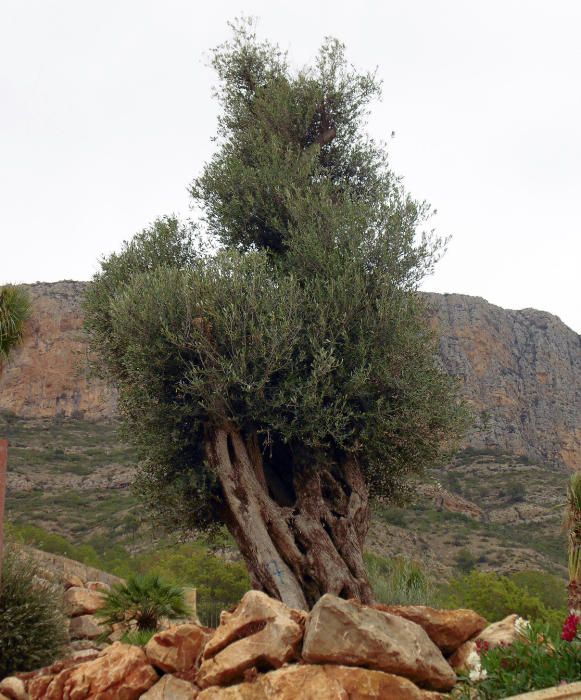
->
[[1, 281, 579, 577]]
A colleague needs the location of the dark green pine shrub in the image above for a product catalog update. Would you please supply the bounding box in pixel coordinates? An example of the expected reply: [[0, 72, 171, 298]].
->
[[0, 545, 68, 677]]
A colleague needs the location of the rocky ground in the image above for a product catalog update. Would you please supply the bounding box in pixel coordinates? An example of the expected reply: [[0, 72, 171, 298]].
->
[[1, 583, 526, 699]]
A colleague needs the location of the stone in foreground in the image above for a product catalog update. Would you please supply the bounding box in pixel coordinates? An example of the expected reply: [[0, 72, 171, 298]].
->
[[69, 613, 102, 640], [145, 623, 209, 673], [197, 590, 306, 688], [64, 586, 105, 617], [0, 677, 27, 700], [478, 614, 519, 647], [197, 664, 444, 699], [374, 604, 486, 654], [140, 673, 199, 699], [39, 642, 158, 699], [302, 595, 456, 691]]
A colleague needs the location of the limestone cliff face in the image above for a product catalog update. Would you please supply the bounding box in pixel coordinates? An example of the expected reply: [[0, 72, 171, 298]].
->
[[1, 282, 580, 470], [426, 293, 581, 469], [0, 281, 116, 419]]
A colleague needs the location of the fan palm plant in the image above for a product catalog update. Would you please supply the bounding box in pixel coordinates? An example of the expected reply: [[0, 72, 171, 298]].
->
[[95, 574, 191, 632], [564, 473, 581, 611]]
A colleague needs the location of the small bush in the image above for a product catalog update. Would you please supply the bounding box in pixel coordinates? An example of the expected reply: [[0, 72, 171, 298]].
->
[[455, 548, 478, 574], [457, 621, 581, 699], [439, 571, 563, 626], [365, 552, 434, 605], [95, 573, 190, 632], [0, 545, 68, 676]]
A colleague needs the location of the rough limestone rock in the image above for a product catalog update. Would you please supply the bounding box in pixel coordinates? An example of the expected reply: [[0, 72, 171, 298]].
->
[[63, 573, 85, 590], [197, 664, 444, 699], [448, 640, 478, 672], [69, 613, 102, 640], [0, 677, 27, 700], [427, 292, 581, 469], [41, 642, 158, 699], [140, 674, 199, 699], [374, 604, 487, 653], [477, 614, 519, 648], [302, 595, 456, 691], [197, 590, 306, 688], [145, 624, 209, 673], [86, 580, 111, 593], [64, 586, 105, 616]]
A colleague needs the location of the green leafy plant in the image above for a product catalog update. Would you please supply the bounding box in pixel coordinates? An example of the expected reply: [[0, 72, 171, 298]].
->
[[365, 552, 434, 605], [456, 621, 581, 699], [120, 629, 156, 646], [0, 544, 68, 676], [440, 571, 563, 626], [95, 573, 190, 632], [565, 473, 581, 610], [84, 18, 467, 608]]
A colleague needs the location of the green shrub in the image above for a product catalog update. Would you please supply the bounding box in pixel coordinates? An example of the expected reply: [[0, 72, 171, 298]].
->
[[0, 545, 68, 676], [439, 571, 562, 625], [120, 629, 156, 646], [116, 543, 250, 606], [456, 621, 581, 699], [510, 571, 567, 611], [95, 574, 190, 632], [365, 552, 434, 605], [455, 547, 478, 574]]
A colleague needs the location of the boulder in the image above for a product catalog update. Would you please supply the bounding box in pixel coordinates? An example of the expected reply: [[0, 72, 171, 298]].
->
[[64, 586, 105, 616], [197, 665, 444, 699], [145, 623, 209, 673], [41, 643, 158, 699], [302, 595, 456, 691], [477, 614, 519, 648], [448, 640, 478, 672], [63, 574, 85, 590], [197, 590, 306, 688], [374, 604, 486, 654], [28, 676, 54, 700], [86, 580, 111, 593], [69, 613, 103, 640], [140, 674, 199, 699], [0, 677, 27, 700]]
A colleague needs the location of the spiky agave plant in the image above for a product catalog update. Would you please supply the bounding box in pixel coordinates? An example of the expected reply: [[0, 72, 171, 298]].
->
[[95, 574, 191, 632], [564, 473, 581, 611], [0, 285, 30, 369]]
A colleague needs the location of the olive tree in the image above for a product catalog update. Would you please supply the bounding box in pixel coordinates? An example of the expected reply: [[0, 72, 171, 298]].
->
[[85, 22, 465, 609]]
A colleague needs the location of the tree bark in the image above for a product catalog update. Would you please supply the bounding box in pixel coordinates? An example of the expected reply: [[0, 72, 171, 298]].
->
[[204, 425, 373, 610]]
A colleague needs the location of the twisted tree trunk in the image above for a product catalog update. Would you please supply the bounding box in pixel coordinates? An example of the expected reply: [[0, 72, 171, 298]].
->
[[204, 425, 373, 610]]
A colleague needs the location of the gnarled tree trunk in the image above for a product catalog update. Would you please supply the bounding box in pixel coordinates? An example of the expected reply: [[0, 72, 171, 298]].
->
[[204, 425, 374, 610]]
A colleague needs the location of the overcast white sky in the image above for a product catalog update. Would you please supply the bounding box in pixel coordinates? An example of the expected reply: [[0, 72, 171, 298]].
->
[[1, 1, 580, 332]]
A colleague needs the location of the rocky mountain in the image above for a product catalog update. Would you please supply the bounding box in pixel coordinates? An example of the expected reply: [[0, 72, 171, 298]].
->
[[1, 282, 579, 470], [0, 282, 116, 420]]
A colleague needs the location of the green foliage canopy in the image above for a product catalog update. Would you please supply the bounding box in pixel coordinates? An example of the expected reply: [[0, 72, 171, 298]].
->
[[84, 21, 466, 534]]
